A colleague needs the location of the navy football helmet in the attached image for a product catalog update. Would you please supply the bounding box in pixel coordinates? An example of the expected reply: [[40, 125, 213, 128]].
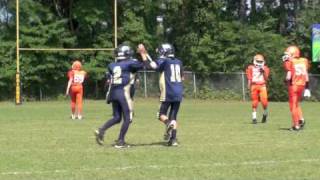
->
[[115, 44, 134, 60], [157, 43, 175, 58]]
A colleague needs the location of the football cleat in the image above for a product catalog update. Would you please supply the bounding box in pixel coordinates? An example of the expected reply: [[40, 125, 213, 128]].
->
[[261, 115, 267, 123], [168, 139, 178, 147], [289, 125, 300, 131], [164, 123, 174, 141], [299, 120, 305, 129], [71, 114, 76, 120], [77, 115, 83, 120], [114, 140, 130, 149], [252, 119, 257, 124], [94, 130, 104, 145]]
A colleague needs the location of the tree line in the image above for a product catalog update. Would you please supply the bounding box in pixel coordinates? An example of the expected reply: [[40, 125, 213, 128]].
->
[[0, 0, 320, 100]]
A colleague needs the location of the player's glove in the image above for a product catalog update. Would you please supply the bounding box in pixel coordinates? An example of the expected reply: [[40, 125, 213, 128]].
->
[[137, 44, 148, 60], [304, 89, 311, 98], [282, 54, 290, 61], [137, 44, 145, 53], [304, 82, 311, 98], [259, 68, 264, 73]]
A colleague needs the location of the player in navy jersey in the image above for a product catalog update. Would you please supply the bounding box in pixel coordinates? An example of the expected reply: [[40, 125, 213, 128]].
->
[[138, 43, 183, 146], [105, 62, 139, 101], [95, 44, 147, 148]]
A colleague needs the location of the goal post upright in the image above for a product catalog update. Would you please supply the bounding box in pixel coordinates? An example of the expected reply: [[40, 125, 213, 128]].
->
[[15, 0, 118, 104], [114, 0, 118, 48], [15, 0, 21, 105]]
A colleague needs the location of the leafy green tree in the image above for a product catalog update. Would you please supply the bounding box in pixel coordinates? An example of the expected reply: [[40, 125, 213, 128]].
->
[[0, 0, 17, 99], [17, 0, 75, 98], [0, 0, 319, 101]]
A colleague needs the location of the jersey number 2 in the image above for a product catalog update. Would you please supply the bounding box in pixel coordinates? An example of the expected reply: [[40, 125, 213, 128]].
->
[[170, 64, 181, 82], [113, 66, 122, 84]]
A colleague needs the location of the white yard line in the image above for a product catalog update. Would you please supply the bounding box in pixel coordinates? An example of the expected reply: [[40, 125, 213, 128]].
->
[[1, 158, 319, 176]]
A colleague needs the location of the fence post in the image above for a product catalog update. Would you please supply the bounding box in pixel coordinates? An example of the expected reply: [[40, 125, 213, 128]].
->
[[241, 72, 246, 101], [95, 80, 98, 99], [193, 72, 197, 98], [144, 70, 147, 98], [39, 87, 42, 101]]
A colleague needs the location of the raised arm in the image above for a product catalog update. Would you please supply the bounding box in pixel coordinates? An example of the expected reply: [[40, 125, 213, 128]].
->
[[137, 43, 157, 69]]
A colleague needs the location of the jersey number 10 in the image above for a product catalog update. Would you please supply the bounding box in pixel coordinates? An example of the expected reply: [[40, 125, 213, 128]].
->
[[170, 64, 181, 82]]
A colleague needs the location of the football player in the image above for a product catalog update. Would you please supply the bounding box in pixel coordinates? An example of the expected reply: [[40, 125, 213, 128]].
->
[[95, 44, 147, 148], [65, 60, 87, 120], [129, 63, 140, 99], [282, 45, 310, 130], [138, 43, 183, 146], [246, 54, 270, 124]]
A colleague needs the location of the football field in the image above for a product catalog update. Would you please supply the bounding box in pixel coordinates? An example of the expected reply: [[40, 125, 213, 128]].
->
[[0, 99, 320, 180]]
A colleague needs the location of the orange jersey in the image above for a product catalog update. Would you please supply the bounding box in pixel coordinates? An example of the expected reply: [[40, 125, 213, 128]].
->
[[68, 70, 87, 86], [283, 59, 310, 72], [246, 65, 270, 85], [289, 58, 309, 86]]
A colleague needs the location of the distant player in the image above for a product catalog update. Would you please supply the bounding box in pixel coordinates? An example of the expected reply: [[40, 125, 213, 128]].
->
[[138, 43, 183, 146], [95, 44, 147, 148], [65, 60, 87, 120], [129, 72, 140, 99], [246, 54, 270, 124], [282, 45, 311, 131]]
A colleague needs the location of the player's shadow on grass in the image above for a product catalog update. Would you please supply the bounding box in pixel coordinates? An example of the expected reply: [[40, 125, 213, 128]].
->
[[131, 141, 168, 147], [279, 127, 293, 131]]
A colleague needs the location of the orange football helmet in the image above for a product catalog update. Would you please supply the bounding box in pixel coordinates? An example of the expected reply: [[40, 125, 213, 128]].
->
[[72, 60, 82, 70], [253, 54, 265, 67], [285, 45, 300, 58]]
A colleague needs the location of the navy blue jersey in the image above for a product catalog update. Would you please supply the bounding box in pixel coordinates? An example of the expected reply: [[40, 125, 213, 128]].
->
[[155, 58, 183, 102], [107, 59, 144, 101]]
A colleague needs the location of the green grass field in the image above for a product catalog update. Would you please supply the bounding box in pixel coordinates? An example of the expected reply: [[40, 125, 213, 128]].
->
[[1, 99, 320, 180]]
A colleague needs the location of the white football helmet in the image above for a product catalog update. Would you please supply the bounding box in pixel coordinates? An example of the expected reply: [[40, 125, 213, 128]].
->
[[253, 54, 265, 68]]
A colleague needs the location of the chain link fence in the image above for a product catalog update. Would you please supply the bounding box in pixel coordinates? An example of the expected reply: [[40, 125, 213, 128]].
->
[[133, 71, 247, 100], [133, 71, 320, 101], [20, 71, 320, 101]]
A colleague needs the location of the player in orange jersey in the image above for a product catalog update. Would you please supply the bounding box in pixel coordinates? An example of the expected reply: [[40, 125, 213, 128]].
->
[[282, 46, 310, 131], [246, 54, 270, 124], [65, 60, 87, 120]]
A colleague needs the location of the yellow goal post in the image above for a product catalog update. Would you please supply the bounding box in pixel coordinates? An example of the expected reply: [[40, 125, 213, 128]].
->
[[15, 0, 118, 104]]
